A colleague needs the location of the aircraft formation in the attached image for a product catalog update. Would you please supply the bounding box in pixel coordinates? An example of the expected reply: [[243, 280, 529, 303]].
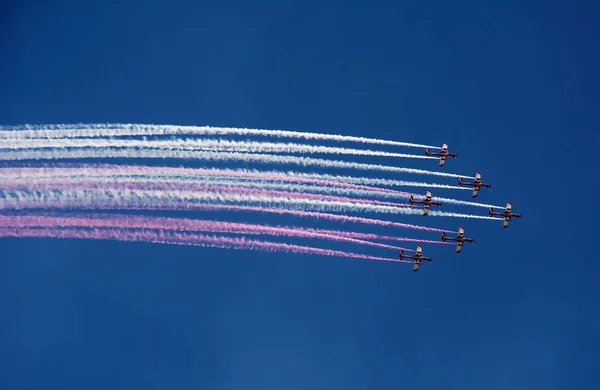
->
[[404, 142, 522, 272], [0, 125, 522, 273]]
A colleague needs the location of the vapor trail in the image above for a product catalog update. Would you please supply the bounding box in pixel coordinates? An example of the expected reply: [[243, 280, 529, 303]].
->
[[3, 174, 419, 203], [0, 138, 435, 160], [0, 148, 474, 179], [0, 181, 416, 209], [431, 196, 504, 209], [0, 123, 438, 149], [0, 164, 466, 191], [290, 172, 470, 191], [1, 164, 418, 198], [0, 214, 417, 251], [0, 191, 455, 233], [0, 188, 503, 221], [0, 227, 410, 264]]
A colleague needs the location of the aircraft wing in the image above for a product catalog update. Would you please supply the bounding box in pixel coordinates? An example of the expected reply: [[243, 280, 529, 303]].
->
[[458, 227, 464, 237], [506, 202, 512, 212], [472, 187, 479, 197], [413, 259, 421, 272], [456, 241, 463, 253], [423, 203, 431, 215], [503, 216, 510, 228], [475, 172, 481, 181], [439, 156, 446, 167]]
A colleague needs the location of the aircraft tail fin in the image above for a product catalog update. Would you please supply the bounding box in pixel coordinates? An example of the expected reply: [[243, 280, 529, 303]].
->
[[425, 148, 430, 156], [458, 178, 463, 187], [409, 196, 414, 205], [441, 232, 446, 242], [399, 250, 404, 260], [488, 207, 494, 217]]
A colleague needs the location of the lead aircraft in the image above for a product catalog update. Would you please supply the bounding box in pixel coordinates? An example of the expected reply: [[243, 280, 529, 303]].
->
[[489, 201, 522, 228], [425, 142, 457, 167], [409, 190, 441, 215], [441, 226, 475, 253], [399, 244, 432, 272], [458, 171, 491, 198]]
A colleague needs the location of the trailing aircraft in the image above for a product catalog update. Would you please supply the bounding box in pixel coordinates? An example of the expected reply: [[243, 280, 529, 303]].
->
[[399, 244, 432, 272], [409, 190, 441, 215], [425, 142, 457, 167], [489, 201, 522, 228], [458, 171, 491, 198], [441, 226, 474, 253]]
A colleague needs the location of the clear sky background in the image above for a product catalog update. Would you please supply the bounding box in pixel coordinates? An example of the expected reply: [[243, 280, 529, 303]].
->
[[1, 1, 598, 389]]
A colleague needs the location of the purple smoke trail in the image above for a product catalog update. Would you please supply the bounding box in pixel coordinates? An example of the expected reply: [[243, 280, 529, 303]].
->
[[0, 198, 455, 233], [0, 227, 412, 264], [0, 214, 415, 252], [305, 228, 452, 246]]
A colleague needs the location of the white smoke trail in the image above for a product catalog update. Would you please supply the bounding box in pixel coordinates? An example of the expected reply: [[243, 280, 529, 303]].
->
[[431, 196, 504, 209], [6, 173, 505, 208], [287, 171, 469, 191], [0, 138, 435, 160], [0, 188, 503, 220], [1, 165, 469, 191], [0, 148, 475, 179], [3, 174, 415, 202], [0, 123, 438, 149]]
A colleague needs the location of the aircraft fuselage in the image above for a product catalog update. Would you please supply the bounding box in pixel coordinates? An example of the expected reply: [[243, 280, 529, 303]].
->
[[462, 182, 490, 188], [428, 152, 457, 158], [411, 200, 441, 206], [491, 211, 521, 218], [444, 236, 474, 242]]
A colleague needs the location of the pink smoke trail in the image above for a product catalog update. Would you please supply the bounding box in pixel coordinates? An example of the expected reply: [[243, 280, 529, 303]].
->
[[0, 227, 412, 264], [0, 199, 456, 234], [305, 228, 452, 246], [0, 214, 416, 251], [0, 180, 416, 209], [0, 163, 419, 196]]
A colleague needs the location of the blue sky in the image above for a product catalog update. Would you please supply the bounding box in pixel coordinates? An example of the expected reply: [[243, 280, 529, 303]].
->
[[1, 1, 599, 389]]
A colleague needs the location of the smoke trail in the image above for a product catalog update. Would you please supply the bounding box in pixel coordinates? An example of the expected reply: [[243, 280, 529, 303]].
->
[[0, 123, 438, 149], [0, 187, 503, 221], [304, 228, 451, 246], [0, 138, 435, 160], [1, 164, 419, 198], [0, 181, 417, 209], [1, 164, 465, 192], [289, 172, 470, 191], [0, 191, 455, 233], [0, 148, 475, 179], [431, 196, 504, 209], [0, 214, 416, 251], [3, 174, 419, 203], [0, 227, 410, 264]]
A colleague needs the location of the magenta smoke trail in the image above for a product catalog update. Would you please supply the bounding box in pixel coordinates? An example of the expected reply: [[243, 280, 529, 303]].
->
[[0, 214, 415, 252], [0, 227, 411, 264], [0, 200, 455, 234], [1, 181, 417, 209], [306, 228, 452, 246], [0, 163, 418, 197]]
